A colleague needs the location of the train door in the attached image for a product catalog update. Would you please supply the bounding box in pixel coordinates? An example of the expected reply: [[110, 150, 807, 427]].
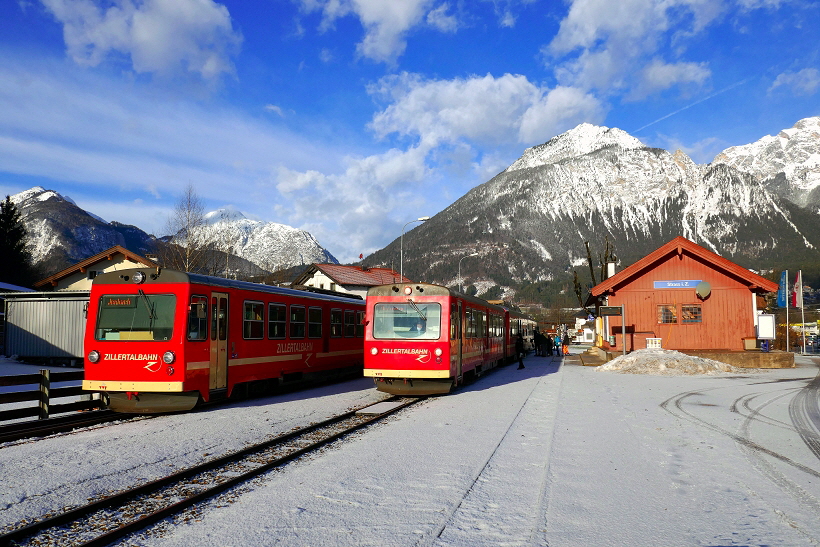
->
[[210, 292, 229, 390], [452, 301, 463, 382]]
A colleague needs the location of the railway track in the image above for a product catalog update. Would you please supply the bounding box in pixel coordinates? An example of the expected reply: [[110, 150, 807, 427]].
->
[[0, 410, 126, 444], [0, 396, 423, 547]]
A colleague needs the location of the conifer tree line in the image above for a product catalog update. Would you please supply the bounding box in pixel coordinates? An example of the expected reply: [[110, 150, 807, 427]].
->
[[0, 195, 37, 287]]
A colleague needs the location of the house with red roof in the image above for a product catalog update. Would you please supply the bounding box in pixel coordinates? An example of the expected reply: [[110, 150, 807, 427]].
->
[[292, 264, 411, 299], [588, 237, 784, 363]]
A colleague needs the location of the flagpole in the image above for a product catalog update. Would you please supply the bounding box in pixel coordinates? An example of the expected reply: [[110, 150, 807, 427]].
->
[[785, 269, 790, 351], [800, 270, 806, 354]]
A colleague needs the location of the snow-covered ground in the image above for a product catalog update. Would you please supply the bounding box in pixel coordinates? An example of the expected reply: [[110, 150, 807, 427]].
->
[[2, 349, 820, 546]]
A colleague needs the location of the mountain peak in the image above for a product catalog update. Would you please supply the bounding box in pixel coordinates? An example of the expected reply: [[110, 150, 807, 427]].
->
[[10, 186, 77, 207], [505, 123, 644, 172]]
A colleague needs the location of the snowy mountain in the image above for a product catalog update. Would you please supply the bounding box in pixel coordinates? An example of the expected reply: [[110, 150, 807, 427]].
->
[[9, 188, 337, 278], [10, 187, 157, 273], [198, 208, 338, 272], [366, 117, 820, 300]]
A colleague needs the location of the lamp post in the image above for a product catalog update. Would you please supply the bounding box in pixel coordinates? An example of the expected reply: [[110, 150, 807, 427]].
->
[[400, 216, 430, 280], [459, 253, 479, 293]]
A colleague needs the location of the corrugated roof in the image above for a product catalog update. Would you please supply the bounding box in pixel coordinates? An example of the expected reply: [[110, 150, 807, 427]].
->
[[590, 236, 779, 296], [295, 264, 411, 287]]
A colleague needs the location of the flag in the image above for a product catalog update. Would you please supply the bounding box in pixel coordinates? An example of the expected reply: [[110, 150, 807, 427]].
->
[[792, 270, 803, 308], [777, 270, 789, 307], [359, 253, 363, 259]]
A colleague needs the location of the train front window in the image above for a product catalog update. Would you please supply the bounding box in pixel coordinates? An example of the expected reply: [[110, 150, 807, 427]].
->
[[95, 293, 176, 341], [372, 302, 442, 340]]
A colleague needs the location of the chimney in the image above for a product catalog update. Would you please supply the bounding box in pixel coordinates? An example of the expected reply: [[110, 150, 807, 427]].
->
[[607, 262, 616, 278]]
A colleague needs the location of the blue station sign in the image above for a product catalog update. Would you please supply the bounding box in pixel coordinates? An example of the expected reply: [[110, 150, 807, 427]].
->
[[653, 280, 701, 289]]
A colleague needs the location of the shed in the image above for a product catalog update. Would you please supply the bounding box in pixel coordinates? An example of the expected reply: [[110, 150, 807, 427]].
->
[[589, 236, 778, 353], [1, 291, 89, 363]]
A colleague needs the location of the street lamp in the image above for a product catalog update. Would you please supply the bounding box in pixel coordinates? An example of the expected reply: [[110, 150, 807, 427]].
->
[[459, 253, 479, 293], [400, 216, 430, 280]]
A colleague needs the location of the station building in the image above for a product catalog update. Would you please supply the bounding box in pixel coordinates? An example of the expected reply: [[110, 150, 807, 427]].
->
[[587, 236, 791, 367]]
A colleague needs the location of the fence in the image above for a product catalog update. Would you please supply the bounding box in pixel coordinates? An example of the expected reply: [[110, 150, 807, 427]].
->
[[0, 369, 102, 422]]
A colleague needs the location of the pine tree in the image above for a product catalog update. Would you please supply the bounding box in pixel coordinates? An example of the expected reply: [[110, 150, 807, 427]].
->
[[0, 195, 36, 287]]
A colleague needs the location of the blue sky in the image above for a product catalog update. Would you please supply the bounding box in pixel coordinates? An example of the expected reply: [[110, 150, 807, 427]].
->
[[1, 0, 818, 263]]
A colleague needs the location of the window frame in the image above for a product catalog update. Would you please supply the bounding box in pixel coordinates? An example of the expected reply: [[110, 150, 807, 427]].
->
[[290, 305, 306, 339], [268, 303, 286, 339], [243, 300, 265, 340], [308, 306, 323, 338], [657, 304, 678, 324], [187, 294, 208, 341]]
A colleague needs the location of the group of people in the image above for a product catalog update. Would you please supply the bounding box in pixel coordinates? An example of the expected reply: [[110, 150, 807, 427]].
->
[[516, 329, 571, 369]]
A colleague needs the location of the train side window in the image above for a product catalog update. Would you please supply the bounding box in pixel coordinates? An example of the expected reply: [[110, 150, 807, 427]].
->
[[218, 298, 228, 341], [268, 303, 286, 339], [450, 304, 461, 339], [187, 295, 208, 341], [244, 301, 264, 339], [343, 310, 355, 337], [290, 305, 306, 338], [308, 307, 322, 338], [356, 311, 365, 337], [211, 298, 218, 341], [330, 309, 342, 337]]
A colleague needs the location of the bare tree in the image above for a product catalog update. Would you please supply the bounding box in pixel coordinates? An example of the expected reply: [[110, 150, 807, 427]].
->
[[159, 184, 209, 273]]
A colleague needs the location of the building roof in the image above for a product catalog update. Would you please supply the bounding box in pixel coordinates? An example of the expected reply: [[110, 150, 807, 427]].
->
[[33, 245, 157, 289], [590, 236, 779, 297], [293, 264, 412, 287], [0, 281, 34, 292]]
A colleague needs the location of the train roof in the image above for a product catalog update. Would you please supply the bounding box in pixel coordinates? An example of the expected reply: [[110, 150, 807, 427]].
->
[[91, 268, 364, 305], [367, 282, 530, 317]]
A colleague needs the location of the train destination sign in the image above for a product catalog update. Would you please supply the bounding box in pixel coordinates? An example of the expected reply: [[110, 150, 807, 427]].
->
[[599, 306, 623, 316], [653, 280, 701, 289]]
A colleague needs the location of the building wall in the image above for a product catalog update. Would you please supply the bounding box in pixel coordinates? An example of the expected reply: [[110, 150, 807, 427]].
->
[[603, 252, 758, 351], [304, 271, 342, 293]]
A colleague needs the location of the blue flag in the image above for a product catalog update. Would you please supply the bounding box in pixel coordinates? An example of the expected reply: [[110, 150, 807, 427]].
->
[[777, 270, 788, 307]]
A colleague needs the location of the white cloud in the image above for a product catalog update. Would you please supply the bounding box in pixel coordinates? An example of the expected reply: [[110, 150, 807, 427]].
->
[[628, 59, 711, 100], [299, 0, 436, 63], [264, 104, 285, 117], [545, 0, 723, 97], [40, 0, 242, 80], [368, 72, 605, 146], [426, 3, 459, 32], [768, 68, 820, 96]]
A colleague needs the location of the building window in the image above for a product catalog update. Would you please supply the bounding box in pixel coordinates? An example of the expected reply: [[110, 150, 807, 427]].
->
[[308, 307, 322, 338], [681, 304, 702, 324], [268, 303, 286, 339], [243, 301, 264, 339], [290, 305, 306, 338], [330, 283, 336, 291], [330, 309, 342, 337], [657, 304, 677, 324]]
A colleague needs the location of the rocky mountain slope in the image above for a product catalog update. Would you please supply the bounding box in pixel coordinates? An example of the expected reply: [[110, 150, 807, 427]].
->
[[366, 117, 820, 300]]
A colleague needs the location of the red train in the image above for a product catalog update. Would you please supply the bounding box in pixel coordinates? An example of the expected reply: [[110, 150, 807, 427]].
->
[[82, 268, 365, 412], [363, 283, 536, 395]]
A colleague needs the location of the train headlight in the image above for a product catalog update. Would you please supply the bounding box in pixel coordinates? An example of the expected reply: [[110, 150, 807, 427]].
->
[[434, 348, 443, 357], [404, 286, 412, 295], [87, 350, 100, 363], [370, 347, 378, 355], [162, 351, 176, 364], [132, 271, 146, 284]]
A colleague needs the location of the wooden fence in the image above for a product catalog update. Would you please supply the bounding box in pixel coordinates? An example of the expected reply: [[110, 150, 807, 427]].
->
[[0, 369, 102, 422]]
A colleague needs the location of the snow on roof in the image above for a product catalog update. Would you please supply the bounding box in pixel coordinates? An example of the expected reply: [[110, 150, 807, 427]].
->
[[597, 348, 754, 375]]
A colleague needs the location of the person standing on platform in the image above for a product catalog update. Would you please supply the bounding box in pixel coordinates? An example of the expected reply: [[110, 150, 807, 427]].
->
[[516, 334, 525, 369], [562, 332, 570, 356]]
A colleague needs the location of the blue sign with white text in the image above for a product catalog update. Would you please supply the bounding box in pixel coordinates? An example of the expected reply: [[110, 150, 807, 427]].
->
[[653, 280, 701, 289]]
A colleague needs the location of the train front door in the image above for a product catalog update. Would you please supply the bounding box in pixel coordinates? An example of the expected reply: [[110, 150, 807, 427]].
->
[[453, 302, 463, 382], [210, 293, 228, 390]]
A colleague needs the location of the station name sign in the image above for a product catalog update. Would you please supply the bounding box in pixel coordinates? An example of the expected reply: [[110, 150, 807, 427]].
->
[[653, 280, 701, 289], [599, 306, 622, 316]]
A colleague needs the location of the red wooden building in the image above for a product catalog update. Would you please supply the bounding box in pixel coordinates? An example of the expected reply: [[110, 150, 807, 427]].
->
[[589, 236, 778, 352]]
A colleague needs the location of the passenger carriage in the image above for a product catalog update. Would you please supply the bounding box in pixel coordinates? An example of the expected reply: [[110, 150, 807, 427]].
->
[[82, 268, 365, 412], [363, 283, 535, 395]]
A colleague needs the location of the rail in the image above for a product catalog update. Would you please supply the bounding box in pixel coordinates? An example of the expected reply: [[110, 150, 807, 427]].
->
[[0, 369, 102, 423]]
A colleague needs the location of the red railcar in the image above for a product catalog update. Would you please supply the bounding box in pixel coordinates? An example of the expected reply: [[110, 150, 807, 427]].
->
[[363, 283, 535, 395], [82, 268, 365, 412]]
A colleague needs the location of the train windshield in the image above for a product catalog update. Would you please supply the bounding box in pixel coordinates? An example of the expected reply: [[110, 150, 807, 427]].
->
[[95, 293, 176, 341], [372, 302, 441, 340]]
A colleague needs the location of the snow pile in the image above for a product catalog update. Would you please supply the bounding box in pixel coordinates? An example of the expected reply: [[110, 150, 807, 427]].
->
[[597, 348, 751, 375]]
